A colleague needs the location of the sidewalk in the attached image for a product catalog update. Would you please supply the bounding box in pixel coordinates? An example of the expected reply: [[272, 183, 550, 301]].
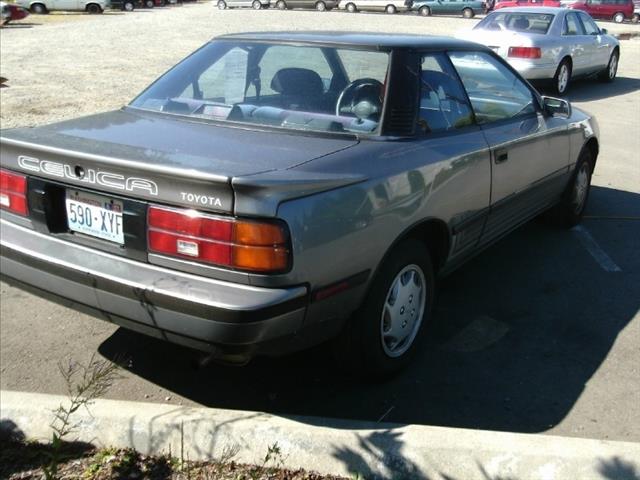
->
[[2, 390, 639, 479]]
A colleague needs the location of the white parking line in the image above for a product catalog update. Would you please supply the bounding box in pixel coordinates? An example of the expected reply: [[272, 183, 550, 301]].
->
[[572, 225, 622, 273]]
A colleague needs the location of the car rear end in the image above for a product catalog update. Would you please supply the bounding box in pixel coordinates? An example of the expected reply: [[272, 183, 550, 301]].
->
[[0, 118, 317, 364], [459, 9, 560, 80]]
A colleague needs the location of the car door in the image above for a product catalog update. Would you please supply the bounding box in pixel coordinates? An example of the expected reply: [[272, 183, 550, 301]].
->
[[562, 11, 592, 75], [51, 0, 79, 9], [449, 51, 570, 245], [416, 52, 493, 262], [577, 11, 612, 70]]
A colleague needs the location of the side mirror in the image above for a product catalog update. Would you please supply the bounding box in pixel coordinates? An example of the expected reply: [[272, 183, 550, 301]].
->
[[600, 27, 608, 34], [543, 96, 571, 118]]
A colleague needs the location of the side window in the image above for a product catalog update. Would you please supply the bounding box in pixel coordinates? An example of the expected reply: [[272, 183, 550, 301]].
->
[[579, 13, 600, 34], [418, 53, 474, 133], [564, 12, 585, 35], [449, 51, 537, 124], [258, 46, 333, 96]]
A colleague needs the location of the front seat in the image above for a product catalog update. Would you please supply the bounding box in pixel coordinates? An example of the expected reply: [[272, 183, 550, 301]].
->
[[270, 68, 325, 111]]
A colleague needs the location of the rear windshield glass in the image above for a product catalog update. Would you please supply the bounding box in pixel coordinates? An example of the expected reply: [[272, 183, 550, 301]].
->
[[130, 41, 390, 136], [476, 12, 555, 34]]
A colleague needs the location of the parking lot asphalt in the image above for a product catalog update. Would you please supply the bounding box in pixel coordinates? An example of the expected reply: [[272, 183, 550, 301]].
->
[[1, 4, 639, 444]]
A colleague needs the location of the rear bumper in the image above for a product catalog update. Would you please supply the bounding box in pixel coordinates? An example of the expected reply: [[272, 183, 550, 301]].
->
[[0, 218, 309, 357], [509, 59, 558, 80]]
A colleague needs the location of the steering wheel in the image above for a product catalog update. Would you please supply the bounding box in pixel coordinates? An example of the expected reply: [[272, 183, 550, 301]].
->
[[335, 78, 384, 121]]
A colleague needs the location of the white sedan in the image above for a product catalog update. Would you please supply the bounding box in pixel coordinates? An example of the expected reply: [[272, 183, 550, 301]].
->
[[457, 7, 619, 94]]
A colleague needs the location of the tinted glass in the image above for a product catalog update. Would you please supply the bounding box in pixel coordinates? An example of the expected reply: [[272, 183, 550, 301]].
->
[[418, 53, 474, 133], [476, 12, 555, 34], [449, 51, 537, 124], [131, 41, 390, 135], [564, 12, 585, 35]]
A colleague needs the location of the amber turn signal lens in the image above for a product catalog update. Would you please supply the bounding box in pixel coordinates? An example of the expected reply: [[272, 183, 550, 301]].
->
[[232, 244, 290, 272], [234, 221, 287, 246]]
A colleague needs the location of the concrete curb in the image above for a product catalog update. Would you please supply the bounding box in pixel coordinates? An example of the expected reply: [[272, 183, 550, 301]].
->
[[1, 390, 639, 479]]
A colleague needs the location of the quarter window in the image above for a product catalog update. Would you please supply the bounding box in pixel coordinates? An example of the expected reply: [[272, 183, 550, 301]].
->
[[449, 51, 537, 124], [418, 53, 474, 133]]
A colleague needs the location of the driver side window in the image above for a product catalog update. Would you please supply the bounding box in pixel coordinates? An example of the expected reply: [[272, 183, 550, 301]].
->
[[419, 53, 474, 134], [449, 51, 537, 124]]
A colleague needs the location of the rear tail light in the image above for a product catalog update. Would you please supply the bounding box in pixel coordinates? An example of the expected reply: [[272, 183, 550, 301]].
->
[[0, 169, 28, 216], [508, 47, 542, 59], [147, 206, 290, 273]]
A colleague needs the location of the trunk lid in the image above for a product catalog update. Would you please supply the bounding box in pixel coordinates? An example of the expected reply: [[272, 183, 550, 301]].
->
[[0, 108, 359, 214]]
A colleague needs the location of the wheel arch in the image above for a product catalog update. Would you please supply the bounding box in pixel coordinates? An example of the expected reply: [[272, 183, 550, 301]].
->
[[376, 217, 451, 280], [583, 136, 599, 172]]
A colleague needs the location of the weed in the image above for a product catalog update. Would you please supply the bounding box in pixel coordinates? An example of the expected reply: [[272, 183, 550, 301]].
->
[[43, 354, 122, 480]]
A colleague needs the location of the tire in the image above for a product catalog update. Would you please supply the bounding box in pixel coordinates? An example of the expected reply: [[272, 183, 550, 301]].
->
[[462, 6, 474, 18], [30, 3, 47, 13], [632, 12, 639, 23], [123, 0, 134, 10], [553, 58, 571, 95], [418, 5, 429, 15], [145, 0, 154, 7], [315, 0, 326, 10], [548, 148, 594, 228], [345, 1, 356, 11], [86, 3, 102, 13], [334, 239, 435, 380], [612, 11, 625, 23], [217, 0, 226, 8], [385, 3, 396, 13], [598, 50, 619, 82], [252, 0, 262, 8], [276, 0, 286, 8]]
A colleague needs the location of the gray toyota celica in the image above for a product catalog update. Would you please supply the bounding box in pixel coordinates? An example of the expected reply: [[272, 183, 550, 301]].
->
[[0, 32, 600, 378]]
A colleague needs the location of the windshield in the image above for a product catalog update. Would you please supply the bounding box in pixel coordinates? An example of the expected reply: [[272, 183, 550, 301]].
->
[[130, 40, 390, 135], [476, 12, 555, 34]]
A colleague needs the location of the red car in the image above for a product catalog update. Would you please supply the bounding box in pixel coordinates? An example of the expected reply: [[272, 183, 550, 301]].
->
[[568, 0, 634, 23], [493, 0, 560, 9], [1, 1, 29, 25]]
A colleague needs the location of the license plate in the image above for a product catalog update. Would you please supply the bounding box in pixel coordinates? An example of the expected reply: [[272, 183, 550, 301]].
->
[[65, 190, 124, 244]]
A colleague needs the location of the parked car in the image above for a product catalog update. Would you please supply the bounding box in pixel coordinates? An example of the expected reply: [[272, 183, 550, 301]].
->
[[412, 0, 484, 17], [457, 7, 619, 94], [567, 0, 634, 23], [494, 0, 560, 9], [1, 1, 29, 23], [110, 0, 136, 10], [338, 0, 412, 13], [0, 32, 600, 378], [15, 0, 109, 13], [268, 0, 338, 8], [217, 0, 271, 8]]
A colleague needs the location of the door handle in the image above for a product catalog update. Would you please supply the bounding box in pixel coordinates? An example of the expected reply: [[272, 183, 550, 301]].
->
[[495, 150, 509, 164]]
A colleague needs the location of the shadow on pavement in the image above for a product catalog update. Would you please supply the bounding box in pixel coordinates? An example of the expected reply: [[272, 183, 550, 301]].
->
[[536, 76, 640, 102], [98, 186, 640, 437]]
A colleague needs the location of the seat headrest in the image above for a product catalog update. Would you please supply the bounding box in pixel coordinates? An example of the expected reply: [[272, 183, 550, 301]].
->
[[271, 68, 324, 96], [513, 17, 530, 30]]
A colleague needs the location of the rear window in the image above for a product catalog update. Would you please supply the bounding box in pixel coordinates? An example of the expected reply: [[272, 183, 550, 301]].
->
[[476, 12, 555, 34], [130, 41, 390, 136]]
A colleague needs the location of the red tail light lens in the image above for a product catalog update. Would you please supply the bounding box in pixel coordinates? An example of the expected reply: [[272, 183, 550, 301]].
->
[[508, 47, 542, 59], [147, 206, 290, 273], [0, 169, 28, 216]]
